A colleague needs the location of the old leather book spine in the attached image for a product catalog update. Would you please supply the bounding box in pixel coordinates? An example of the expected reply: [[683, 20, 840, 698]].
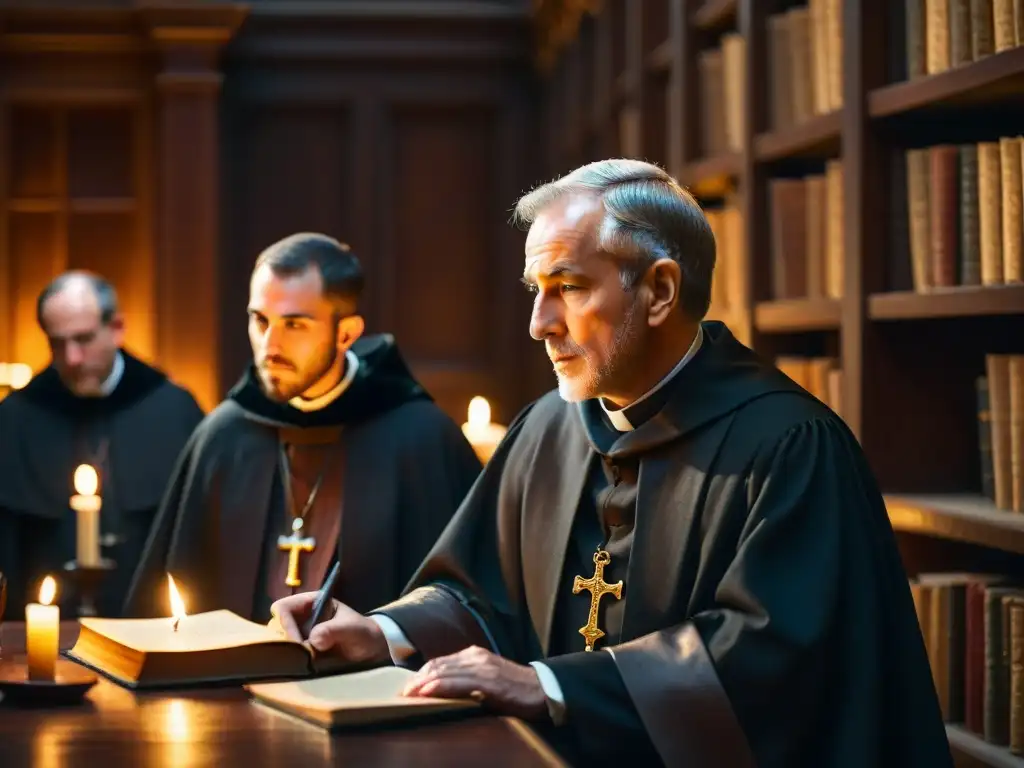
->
[[906, 0, 928, 77], [950, 0, 974, 65], [978, 142, 1004, 285], [999, 137, 1023, 284], [979, 376, 996, 502], [987, 355, 1014, 511], [985, 587, 1011, 744], [1010, 600, 1024, 753], [929, 145, 960, 287], [959, 144, 981, 286], [971, 0, 995, 58], [966, 581, 987, 733], [948, 584, 968, 723]]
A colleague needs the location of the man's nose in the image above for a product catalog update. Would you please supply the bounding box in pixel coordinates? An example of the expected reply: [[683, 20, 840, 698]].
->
[[529, 295, 565, 341], [63, 343, 85, 367]]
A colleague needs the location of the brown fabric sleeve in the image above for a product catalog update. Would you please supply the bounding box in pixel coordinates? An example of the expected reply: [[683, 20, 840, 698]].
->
[[372, 585, 493, 661], [609, 623, 756, 768]]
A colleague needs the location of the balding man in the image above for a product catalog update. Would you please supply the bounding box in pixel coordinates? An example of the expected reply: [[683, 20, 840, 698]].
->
[[0, 271, 203, 619]]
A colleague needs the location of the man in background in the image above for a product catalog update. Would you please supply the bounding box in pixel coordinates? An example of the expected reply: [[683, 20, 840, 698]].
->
[[0, 271, 204, 619], [125, 233, 482, 622]]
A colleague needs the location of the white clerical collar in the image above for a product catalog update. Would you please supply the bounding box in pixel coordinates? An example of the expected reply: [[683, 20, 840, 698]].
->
[[98, 351, 124, 397], [288, 349, 359, 412], [600, 325, 704, 432]]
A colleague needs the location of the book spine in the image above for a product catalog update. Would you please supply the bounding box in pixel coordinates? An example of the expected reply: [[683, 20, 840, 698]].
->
[[960, 144, 982, 286], [985, 587, 1011, 744], [979, 376, 996, 502]]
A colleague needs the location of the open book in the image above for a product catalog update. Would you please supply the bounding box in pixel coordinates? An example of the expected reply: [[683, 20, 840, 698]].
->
[[246, 666, 479, 729], [65, 609, 356, 689]]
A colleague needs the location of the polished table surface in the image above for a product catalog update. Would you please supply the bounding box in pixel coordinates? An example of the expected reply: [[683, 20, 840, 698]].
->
[[0, 622, 565, 767]]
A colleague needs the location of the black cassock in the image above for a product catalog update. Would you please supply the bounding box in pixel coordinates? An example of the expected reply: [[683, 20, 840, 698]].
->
[[0, 351, 204, 619], [372, 321, 953, 768], [124, 334, 483, 622]]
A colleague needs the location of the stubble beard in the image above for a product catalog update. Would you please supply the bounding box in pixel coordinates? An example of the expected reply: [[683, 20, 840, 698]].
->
[[555, 299, 643, 403], [259, 343, 339, 403]]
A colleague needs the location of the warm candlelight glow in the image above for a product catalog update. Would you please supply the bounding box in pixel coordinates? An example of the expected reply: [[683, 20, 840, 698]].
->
[[4, 362, 31, 389], [39, 575, 56, 606], [71, 464, 102, 566], [168, 574, 187, 630], [73, 464, 98, 496], [26, 575, 60, 681], [461, 395, 507, 464], [467, 396, 491, 427]]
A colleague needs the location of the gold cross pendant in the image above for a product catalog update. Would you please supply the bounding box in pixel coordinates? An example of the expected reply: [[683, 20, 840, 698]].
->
[[277, 518, 315, 588], [572, 549, 623, 651]]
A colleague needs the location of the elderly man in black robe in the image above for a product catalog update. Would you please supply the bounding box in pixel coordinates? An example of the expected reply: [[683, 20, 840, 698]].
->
[[0, 272, 203, 619], [270, 161, 953, 768]]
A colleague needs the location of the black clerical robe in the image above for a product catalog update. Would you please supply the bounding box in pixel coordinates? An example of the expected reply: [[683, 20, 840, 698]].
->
[[371, 321, 953, 768], [0, 351, 204, 619], [124, 334, 483, 622]]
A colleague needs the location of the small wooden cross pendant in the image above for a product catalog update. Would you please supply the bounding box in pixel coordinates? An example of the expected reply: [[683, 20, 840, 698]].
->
[[572, 548, 623, 652], [277, 518, 315, 588]]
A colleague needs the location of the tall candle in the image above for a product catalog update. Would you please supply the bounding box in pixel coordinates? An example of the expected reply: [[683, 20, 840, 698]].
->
[[26, 575, 59, 681], [71, 464, 101, 566], [461, 396, 507, 464]]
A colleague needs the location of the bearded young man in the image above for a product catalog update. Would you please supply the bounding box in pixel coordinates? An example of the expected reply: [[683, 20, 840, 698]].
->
[[270, 163, 953, 768], [124, 233, 482, 621]]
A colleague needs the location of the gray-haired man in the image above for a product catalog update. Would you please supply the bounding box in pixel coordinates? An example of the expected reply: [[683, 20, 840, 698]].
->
[[270, 160, 952, 768]]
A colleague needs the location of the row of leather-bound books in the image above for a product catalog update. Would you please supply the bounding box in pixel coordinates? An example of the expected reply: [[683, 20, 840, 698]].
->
[[904, 136, 1024, 294], [698, 0, 844, 157], [767, 165, 845, 302], [979, 354, 1024, 514], [911, 572, 1024, 753], [905, 0, 1024, 82]]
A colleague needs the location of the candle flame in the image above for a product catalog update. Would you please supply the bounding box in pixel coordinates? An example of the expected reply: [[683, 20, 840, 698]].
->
[[8, 363, 31, 389], [74, 464, 98, 496], [39, 575, 56, 606], [467, 396, 491, 428], [167, 574, 187, 620]]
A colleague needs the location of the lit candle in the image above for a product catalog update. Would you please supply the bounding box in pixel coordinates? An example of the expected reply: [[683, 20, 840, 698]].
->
[[71, 464, 101, 567], [167, 573, 187, 632], [25, 575, 60, 681], [461, 396, 507, 464]]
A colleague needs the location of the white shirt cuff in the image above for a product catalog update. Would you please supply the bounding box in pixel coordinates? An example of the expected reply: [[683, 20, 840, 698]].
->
[[369, 614, 418, 666], [529, 661, 567, 726]]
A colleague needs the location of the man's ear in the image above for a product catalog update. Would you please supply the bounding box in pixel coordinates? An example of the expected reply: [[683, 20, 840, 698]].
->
[[337, 314, 365, 350], [109, 313, 126, 346], [645, 259, 681, 327]]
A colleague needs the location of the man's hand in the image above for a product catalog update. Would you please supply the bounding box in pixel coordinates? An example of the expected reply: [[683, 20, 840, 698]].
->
[[401, 645, 548, 721], [269, 592, 391, 665]]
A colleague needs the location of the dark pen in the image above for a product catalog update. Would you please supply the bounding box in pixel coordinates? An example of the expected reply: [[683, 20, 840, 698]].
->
[[301, 561, 341, 640]]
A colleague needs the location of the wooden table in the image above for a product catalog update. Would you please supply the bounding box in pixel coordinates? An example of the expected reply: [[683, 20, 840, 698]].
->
[[0, 622, 565, 767]]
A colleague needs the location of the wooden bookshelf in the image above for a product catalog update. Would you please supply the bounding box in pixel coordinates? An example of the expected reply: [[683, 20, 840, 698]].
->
[[886, 495, 1024, 556], [536, 0, 1024, 764], [754, 110, 842, 161], [870, 285, 1024, 320], [948, 725, 1024, 768], [754, 297, 841, 332]]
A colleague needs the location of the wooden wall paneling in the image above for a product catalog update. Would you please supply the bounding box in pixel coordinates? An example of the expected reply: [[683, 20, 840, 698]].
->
[[142, 4, 247, 414], [621, 0, 643, 160], [386, 103, 498, 420]]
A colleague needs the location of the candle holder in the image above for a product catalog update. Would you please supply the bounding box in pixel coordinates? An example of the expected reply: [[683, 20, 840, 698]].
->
[[0, 659, 97, 706], [62, 559, 115, 618]]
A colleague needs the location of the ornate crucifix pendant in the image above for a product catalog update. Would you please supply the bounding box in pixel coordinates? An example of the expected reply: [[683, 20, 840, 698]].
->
[[277, 517, 316, 588], [572, 548, 623, 651]]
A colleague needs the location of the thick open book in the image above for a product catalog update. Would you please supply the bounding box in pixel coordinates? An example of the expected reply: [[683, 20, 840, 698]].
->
[[65, 609, 354, 689], [246, 666, 479, 729]]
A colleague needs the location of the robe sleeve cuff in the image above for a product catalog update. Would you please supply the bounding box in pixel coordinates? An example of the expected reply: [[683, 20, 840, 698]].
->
[[608, 623, 756, 768], [370, 585, 494, 661], [368, 614, 419, 667], [528, 661, 567, 726]]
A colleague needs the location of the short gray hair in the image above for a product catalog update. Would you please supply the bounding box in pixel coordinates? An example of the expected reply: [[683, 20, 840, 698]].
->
[[512, 159, 716, 320]]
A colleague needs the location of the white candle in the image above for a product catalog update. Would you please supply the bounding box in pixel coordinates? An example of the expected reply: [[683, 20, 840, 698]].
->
[[71, 464, 101, 566], [26, 575, 60, 681], [461, 396, 507, 464]]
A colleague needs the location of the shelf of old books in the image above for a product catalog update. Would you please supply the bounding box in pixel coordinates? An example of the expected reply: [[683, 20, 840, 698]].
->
[[538, 0, 1024, 764]]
